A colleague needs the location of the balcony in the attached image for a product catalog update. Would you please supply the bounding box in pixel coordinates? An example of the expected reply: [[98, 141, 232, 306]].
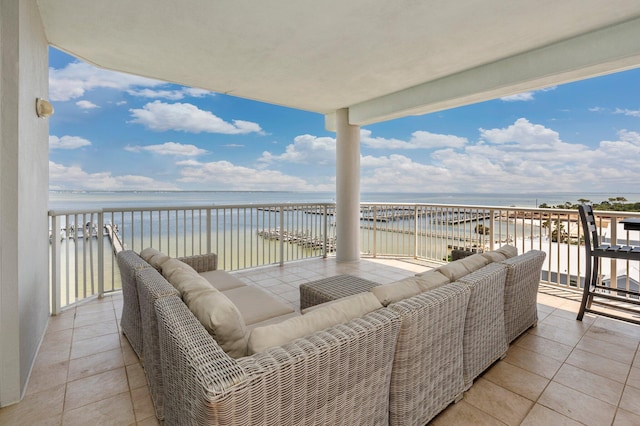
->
[[1, 202, 639, 424]]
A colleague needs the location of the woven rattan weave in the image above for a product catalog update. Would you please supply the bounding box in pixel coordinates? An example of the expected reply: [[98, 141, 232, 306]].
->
[[299, 274, 379, 309]]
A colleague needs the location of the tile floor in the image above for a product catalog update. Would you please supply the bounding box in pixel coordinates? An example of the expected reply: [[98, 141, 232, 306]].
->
[[1, 256, 639, 425]]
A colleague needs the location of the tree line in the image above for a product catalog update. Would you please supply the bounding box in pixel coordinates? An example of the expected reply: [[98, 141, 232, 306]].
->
[[538, 197, 640, 212]]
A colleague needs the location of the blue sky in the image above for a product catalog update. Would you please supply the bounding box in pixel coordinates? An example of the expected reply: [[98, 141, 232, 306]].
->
[[48, 47, 640, 193]]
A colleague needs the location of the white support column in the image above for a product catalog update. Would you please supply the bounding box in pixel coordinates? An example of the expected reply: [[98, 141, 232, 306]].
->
[[335, 108, 360, 262]]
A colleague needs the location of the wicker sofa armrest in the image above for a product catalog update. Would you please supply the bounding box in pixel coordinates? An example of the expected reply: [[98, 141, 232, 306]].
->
[[116, 250, 152, 359], [177, 252, 218, 272], [456, 262, 509, 388], [155, 294, 401, 425], [387, 283, 470, 426], [501, 250, 546, 343]]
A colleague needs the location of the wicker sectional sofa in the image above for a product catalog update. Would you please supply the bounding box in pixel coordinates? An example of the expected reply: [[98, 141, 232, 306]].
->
[[117, 245, 544, 425]]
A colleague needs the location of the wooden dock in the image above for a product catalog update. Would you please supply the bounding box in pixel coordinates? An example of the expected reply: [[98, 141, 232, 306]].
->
[[105, 224, 124, 254]]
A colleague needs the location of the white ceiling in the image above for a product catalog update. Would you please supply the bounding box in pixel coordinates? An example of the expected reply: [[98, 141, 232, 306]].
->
[[37, 0, 640, 128]]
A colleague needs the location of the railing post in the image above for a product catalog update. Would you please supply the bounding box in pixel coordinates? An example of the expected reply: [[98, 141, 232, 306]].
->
[[206, 208, 212, 254], [323, 204, 328, 259], [98, 210, 104, 298], [373, 205, 377, 258], [51, 214, 62, 315], [489, 209, 495, 251], [414, 205, 418, 259], [279, 208, 285, 267]]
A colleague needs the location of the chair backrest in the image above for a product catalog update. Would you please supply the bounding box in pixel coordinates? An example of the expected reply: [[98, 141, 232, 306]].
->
[[578, 204, 599, 254]]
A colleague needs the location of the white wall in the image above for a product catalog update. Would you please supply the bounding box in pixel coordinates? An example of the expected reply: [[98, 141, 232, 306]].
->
[[0, 0, 50, 406]]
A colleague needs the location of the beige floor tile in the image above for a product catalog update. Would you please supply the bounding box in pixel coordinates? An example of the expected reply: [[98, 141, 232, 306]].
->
[[541, 313, 593, 334], [73, 320, 119, 341], [47, 314, 76, 332], [586, 324, 640, 349], [0, 383, 65, 425], [614, 408, 640, 426], [565, 348, 631, 384], [552, 307, 597, 325], [593, 317, 640, 340], [577, 334, 637, 364], [503, 345, 563, 379], [36, 338, 72, 365], [513, 333, 573, 363], [483, 361, 549, 401], [528, 322, 586, 347], [126, 363, 148, 390], [553, 363, 624, 406], [73, 309, 116, 328], [520, 404, 582, 426], [62, 392, 135, 425], [68, 348, 124, 381], [121, 339, 141, 366], [70, 332, 121, 359], [538, 381, 617, 426], [463, 378, 534, 426], [42, 328, 74, 346], [25, 358, 69, 396], [65, 367, 129, 410], [627, 366, 640, 389], [131, 386, 155, 422], [619, 384, 640, 416], [75, 299, 114, 315], [430, 400, 507, 426], [137, 415, 161, 426]]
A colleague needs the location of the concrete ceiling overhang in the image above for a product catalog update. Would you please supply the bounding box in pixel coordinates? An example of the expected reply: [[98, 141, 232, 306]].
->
[[36, 0, 640, 130]]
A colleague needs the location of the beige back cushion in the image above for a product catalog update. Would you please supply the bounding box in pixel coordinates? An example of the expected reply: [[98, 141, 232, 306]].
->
[[139, 247, 171, 270], [481, 251, 508, 263], [161, 258, 198, 282], [186, 287, 248, 358], [496, 244, 518, 258], [371, 278, 423, 306], [436, 261, 469, 282], [174, 274, 213, 299], [247, 292, 382, 354], [415, 270, 450, 292], [459, 253, 491, 274]]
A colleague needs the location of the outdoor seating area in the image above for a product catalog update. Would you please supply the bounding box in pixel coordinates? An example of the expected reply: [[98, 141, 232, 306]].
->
[[4, 251, 638, 425]]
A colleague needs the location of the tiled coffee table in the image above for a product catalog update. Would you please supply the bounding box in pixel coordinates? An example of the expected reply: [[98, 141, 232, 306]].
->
[[299, 274, 379, 310]]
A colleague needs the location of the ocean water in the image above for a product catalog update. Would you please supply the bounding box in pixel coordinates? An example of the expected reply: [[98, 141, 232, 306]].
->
[[48, 190, 640, 211]]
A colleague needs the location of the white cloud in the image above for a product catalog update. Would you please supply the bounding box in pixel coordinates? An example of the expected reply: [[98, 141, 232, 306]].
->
[[126, 87, 214, 100], [260, 134, 336, 165], [76, 100, 99, 109], [49, 135, 91, 150], [614, 108, 640, 118], [124, 142, 208, 156], [49, 61, 165, 101], [176, 160, 330, 191], [500, 92, 534, 102], [500, 86, 556, 102], [49, 161, 178, 190], [361, 129, 466, 149], [129, 101, 263, 134]]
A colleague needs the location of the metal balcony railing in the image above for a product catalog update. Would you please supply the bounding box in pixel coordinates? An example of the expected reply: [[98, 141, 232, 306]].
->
[[49, 203, 640, 314]]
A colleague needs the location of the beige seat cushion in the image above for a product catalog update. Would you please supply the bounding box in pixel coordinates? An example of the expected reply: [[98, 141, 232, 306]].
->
[[199, 270, 246, 291], [247, 292, 382, 354], [246, 311, 301, 331], [186, 287, 248, 358], [139, 247, 171, 270], [223, 286, 295, 326]]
